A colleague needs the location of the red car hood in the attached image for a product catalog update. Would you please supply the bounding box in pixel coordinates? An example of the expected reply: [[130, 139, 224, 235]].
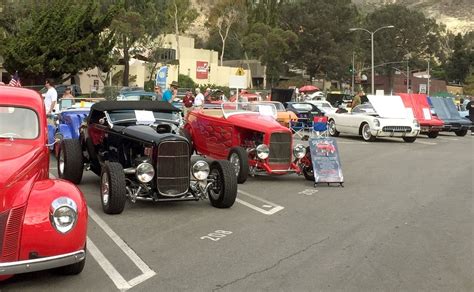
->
[[398, 93, 443, 126], [0, 142, 44, 211], [227, 114, 290, 133]]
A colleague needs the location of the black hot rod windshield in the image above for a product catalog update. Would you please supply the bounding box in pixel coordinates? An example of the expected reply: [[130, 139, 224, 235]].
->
[[107, 109, 180, 124]]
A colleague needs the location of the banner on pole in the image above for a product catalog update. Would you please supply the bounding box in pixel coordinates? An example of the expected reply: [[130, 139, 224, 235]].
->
[[155, 66, 168, 88], [308, 137, 344, 184], [196, 61, 209, 79]]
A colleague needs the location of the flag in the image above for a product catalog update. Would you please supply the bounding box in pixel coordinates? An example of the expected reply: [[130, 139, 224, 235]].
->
[[8, 71, 21, 87]]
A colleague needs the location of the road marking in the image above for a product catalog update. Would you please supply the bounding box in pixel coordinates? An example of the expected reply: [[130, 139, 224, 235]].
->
[[52, 167, 156, 290], [298, 189, 319, 196], [415, 140, 437, 145], [87, 237, 131, 290], [236, 190, 284, 215], [88, 208, 156, 289]]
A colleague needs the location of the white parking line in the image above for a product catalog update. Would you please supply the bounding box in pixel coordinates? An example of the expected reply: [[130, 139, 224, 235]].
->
[[237, 190, 284, 215], [49, 171, 156, 290], [88, 208, 156, 290], [415, 140, 437, 145]]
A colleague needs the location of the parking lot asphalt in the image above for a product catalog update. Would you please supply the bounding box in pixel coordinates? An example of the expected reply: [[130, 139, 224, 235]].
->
[[2, 133, 473, 291]]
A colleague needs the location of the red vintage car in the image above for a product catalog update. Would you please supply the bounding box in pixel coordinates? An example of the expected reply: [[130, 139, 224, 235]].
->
[[184, 102, 311, 183], [0, 87, 87, 280], [398, 93, 444, 138]]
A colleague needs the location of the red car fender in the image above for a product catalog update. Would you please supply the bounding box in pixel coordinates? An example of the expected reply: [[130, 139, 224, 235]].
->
[[19, 179, 87, 260]]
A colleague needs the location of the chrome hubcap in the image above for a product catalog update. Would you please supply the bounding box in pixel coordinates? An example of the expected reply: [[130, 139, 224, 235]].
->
[[362, 124, 371, 140], [101, 173, 109, 205], [209, 169, 220, 200], [329, 121, 336, 135], [59, 149, 65, 175], [229, 153, 240, 177]]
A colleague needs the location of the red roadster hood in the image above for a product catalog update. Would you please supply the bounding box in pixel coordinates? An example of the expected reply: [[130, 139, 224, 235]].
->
[[227, 114, 290, 133], [0, 141, 44, 211]]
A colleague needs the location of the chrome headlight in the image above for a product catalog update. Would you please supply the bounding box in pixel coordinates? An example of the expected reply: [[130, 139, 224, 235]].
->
[[293, 144, 306, 159], [192, 161, 210, 180], [136, 162, 155, 183], [256, 144, 270, 160], [413, 119, 420, 128], [373, 118, 380, 127], [50, 197, 78, 234]]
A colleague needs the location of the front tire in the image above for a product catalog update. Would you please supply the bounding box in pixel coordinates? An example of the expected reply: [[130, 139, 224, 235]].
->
[[208, 161, 237, 208], [361, 123, 376, 142], [403, 137, 417, 143], [55, 252, 86, 275], [58, 139, 84, 184], [455, 129, 468, 136], [427, 131, 439, 139], [228, 147, 249, 184], [328, 119, 340, 137], [101, 162, 127, 214], [302, 146, 314, 181]]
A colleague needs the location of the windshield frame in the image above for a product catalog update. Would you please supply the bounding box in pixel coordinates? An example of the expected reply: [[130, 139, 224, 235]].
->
[[104, 109, 181, 127], [221, 102, 277, 119]]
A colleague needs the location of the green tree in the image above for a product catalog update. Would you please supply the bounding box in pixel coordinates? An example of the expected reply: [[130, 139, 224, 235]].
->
[[281, 0, 359, 80], [362, 5, 444, 74], [165, 0, 198, 61], [0, 0, 115, 81], [109, 0, 168, 86], [444, 33, 472, 84]]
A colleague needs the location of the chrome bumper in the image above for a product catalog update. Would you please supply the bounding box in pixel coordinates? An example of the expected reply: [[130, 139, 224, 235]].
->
[[0, 250, 85, 275]]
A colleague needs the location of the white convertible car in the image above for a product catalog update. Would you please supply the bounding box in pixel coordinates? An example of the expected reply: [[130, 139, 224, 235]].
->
[[326, 95, 420, 142]]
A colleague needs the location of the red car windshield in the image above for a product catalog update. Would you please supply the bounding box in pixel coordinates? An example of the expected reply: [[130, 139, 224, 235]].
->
[[0, 106, 39, 139]]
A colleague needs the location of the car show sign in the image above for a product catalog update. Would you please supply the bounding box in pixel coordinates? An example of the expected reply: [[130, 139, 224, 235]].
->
[[196, 61, 209, 79], [308, 137, 344, 185]]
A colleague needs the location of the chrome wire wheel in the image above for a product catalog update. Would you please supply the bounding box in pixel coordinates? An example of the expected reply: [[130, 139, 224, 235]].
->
[[362, 124, 371, 140], [229, 153, 240, 177], [208, 168, 221, 200], [58, 149, 65, 175], [101, 173, 110, 205], [328, 120, 336, 135]]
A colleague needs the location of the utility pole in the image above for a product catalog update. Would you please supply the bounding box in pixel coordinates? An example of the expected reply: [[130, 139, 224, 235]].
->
[[427, 59, 430, 96], [406, 59, 409, 93], [351, 52, 355, 95]]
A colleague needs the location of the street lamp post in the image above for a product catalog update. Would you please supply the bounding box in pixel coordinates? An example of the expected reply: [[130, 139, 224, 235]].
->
[[349, 25, 395, 95]]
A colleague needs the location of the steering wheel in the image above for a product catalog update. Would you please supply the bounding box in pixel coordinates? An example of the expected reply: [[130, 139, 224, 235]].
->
[[0, 132, 22, 138]]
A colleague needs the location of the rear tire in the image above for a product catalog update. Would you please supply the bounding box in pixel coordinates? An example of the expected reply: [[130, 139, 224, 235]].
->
[[427, 131, 439, 139], [208, 161, 237, 208], [328, 119, 340, 137], [403, 137, 417, 143], [100, 162, 127, 214], [455, 129, 467, 136], [228, 147, 249, 184], [58, 139, 84, 184]]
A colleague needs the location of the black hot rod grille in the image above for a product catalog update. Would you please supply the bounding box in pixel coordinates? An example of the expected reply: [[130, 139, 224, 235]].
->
[[0, 205, 26, 262], [269, 132, 292, 165], [156, 141, 190, 196]]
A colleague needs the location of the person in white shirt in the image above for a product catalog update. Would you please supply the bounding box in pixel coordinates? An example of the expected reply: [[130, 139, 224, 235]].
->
[[194, 87, 204, 108], [42, 79, 58, 115]]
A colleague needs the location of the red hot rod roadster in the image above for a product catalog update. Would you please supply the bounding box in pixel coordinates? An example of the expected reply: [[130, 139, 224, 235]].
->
[[0, 87, 87, 280], [184, 102, 312, 183]]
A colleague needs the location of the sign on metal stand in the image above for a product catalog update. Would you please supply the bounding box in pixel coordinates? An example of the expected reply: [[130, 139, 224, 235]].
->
[[308, 137, 344, 187]]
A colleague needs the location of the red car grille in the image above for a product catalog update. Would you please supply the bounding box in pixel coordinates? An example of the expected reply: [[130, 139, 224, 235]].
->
[[0, 206, 26, 262], [269, 132, 292, 167]]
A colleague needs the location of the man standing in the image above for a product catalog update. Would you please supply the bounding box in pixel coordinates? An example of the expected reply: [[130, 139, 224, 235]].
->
[[162, 81, 178, 103], [194, 87, 205, 108], [466, 96, 474, 135], [154, 85, 163, 101], [182, 90, 194, 118], [42, 79, 58, 123]]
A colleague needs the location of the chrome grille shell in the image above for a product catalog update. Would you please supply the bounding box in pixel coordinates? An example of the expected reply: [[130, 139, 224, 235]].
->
[[156, 140, 190, 196], [268, 132, 292, 167], [382, 126, 412, 133]]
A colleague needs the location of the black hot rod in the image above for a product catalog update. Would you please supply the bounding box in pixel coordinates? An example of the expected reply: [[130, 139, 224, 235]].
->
[[58, 101, 237, 214]]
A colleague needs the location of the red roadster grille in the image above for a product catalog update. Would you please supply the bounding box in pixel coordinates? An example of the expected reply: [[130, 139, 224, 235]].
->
[[269, 132, 292, 168], [0, 205, 26, 262]]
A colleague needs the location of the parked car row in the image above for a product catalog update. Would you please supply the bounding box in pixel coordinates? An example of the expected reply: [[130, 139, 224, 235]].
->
[[0, 87, 471, 282]]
